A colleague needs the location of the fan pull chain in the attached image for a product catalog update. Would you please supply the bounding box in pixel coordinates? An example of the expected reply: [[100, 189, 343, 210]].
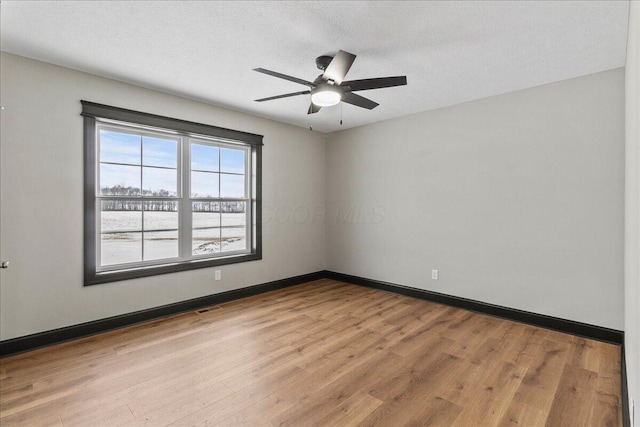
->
[[340, 102, 343, 126]]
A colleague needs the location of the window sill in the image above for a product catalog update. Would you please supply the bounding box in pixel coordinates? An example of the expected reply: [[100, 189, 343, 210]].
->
[[85, 253, 262, 286]]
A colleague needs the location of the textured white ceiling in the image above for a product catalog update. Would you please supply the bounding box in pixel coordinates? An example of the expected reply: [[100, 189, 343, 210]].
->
[[0, 1, 629, 133]]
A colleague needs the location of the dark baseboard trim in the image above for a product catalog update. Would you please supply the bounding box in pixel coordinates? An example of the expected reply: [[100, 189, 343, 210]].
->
[[622, 344, 631, 427], [0, 271, 325, 358], [325, 271, 624, 345], [1, 269, 624, 359]]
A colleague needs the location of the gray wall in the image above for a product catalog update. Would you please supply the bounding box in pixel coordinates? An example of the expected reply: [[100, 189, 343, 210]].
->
[[326, 68, 625, 330], [0, 53, 326, 340], [0, 52, 626, 342], [625, 2, 639, 423]]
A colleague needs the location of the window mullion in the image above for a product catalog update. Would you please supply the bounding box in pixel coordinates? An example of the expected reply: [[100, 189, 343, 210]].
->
[[181, 137, 192, 260], [218, 145, 222, 252], [246, 146, 252, 251], [139, 135, 143, 262]]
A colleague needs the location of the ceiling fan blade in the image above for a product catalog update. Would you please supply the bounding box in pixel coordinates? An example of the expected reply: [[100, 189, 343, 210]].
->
[[308, 103, 321, 114], [322, 50, 356, 85], [253, 68, 314, 87], [255, 91, 311, 102], [342, 76, 407, 92], [342, 92, 379, 110]]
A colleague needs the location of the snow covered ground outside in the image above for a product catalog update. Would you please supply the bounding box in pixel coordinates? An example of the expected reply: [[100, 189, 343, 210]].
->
[[100, 211, 246, 266]]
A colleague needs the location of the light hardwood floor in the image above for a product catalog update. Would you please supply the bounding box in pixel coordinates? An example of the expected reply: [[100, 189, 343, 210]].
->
[[0, 279, 622, 426]]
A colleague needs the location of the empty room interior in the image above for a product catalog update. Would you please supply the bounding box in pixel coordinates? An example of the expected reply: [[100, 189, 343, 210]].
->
[[0, 1, 639, 426]]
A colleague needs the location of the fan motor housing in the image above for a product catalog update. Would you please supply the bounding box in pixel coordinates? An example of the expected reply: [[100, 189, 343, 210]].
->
[[315, 55, 334, 70]]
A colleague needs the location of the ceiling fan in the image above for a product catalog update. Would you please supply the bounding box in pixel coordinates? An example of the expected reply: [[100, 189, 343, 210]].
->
[[253, 50, 407, 114]]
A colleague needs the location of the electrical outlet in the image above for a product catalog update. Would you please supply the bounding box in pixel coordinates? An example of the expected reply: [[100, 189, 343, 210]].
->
[[214, 270, 221, 281], [432, 269, 439, 280]]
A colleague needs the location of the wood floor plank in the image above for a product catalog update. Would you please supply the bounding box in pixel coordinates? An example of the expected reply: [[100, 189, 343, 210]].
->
[[366, 351, 466, 425], [386, 308, 462, 357], [590, 374, 623, 427], [566, 336, 602, 372], [314, 392, 383, 426], [270, 349, 402, 426], [497, 323, 549, 368], [498, 402, 549, 426], [544, 365, 598, 426], [441, 337, 516, 408], [506, 338, 571, 414], [452, 361, 527, 425], [167, 366, 305, 426], [275, 340, 403, 409], [211, 394, 294, 427], [360, 394, 462, 427], [0, 281, 622, 427]]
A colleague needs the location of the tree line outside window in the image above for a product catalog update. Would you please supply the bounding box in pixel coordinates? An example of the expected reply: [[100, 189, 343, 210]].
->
[[101, 185, 245, 213]]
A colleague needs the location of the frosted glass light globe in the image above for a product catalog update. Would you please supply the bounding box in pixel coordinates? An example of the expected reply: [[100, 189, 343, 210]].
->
[[311, 85, 342, 107]]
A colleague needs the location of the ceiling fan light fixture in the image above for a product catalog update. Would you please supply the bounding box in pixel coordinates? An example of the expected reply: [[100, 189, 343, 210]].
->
[[253, 50, 406, 115], [311, 85, 342, 107]]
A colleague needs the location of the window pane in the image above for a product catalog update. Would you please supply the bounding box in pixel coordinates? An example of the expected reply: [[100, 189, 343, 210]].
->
[[221, 227, 246, 252], [220, 173, 245, 198], [101, 201, 142, 232], [100, 164, 141, 196], [143, 136, 177, 168], [193, 202, 220, 227], [191, 143, 219, 172], [100, 130, 141, 165], [221, 201, 246, 227], [144, 201, 178, 231], [193, 201, 220, 255], [193, 228, 220, 255], [220, 148, 245, 174], [101, 232, 142, 266], [143, 167, 177, 197], [191, 171, 219, 198], [144, 230, 179, 260]]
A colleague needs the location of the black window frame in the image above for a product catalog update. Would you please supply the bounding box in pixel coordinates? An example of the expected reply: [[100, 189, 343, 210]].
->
[[82, 101, 263, 286]]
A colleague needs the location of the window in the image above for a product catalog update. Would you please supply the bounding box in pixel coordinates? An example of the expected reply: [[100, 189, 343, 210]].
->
[[82, 101, 262, 285]]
